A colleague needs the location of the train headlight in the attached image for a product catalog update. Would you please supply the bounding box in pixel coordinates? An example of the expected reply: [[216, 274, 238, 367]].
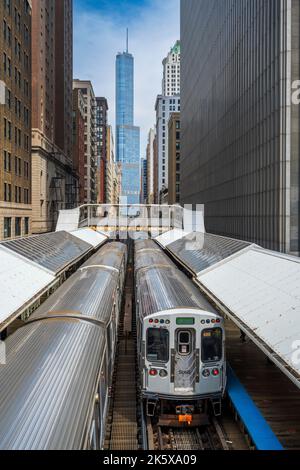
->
[[149, 369, 158, 376], [159, 369, 168, 378], [212, 368, 220, 376], [202, 369, 210, 377]]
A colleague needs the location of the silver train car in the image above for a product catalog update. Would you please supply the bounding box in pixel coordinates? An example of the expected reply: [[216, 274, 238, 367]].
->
[[135, 240, 226, 424], [0, 242, 127, 450]]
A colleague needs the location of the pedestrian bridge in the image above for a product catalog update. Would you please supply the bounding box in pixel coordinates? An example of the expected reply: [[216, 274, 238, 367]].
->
[[56, 204, 205, 234]]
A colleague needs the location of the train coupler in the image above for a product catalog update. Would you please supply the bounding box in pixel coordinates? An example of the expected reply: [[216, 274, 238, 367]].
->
[[176, 405, 194, 426]]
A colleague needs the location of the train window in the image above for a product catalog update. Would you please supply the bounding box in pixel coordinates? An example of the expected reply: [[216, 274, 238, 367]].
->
[[201, 328, 222, 362], [179, 331, 190, 344], [147, 328, 169, 362], [177, 330, 192, 355]]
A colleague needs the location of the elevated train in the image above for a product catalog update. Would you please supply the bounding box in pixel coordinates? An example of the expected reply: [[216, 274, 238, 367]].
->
[[0, 242, 127, 450], [135, 240, 226, 425]]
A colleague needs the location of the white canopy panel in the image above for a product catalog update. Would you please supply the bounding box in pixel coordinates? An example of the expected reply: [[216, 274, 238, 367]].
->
[[71, 228, 108, 248], [197, 247, 300, 387], [0, 247, 55, 327], [155, 229, 189, 248]]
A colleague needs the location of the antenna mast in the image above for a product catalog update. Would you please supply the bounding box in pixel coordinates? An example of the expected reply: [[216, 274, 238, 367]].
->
[[126, 28, 129, 53]]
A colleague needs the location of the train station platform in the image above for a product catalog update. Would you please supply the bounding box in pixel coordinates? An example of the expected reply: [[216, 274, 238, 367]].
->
[[226, 319, 300, 449]]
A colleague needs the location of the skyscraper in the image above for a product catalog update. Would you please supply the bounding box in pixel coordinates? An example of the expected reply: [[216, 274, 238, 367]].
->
[[146, 128, 155, 203], [155, 95, 180, 199], [0, 0, 32, 240], [181, 0, 300, 255], [31, 0, 77, 233], [116, 39, 140, 205], [95, 97, 108, 204], [154, 41, 181, 202], [73, 80, 97, 204], [162, 40, 181, 96]]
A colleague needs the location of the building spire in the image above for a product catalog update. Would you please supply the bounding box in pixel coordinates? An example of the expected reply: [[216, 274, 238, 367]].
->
[[126, 28, 129, 53]]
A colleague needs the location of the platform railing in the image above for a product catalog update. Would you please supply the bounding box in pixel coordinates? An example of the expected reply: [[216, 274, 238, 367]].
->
[[77, 204, 184, 232]]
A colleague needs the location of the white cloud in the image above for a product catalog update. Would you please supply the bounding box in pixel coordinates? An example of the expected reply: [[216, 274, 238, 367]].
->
[[74, 0, 180, 157]]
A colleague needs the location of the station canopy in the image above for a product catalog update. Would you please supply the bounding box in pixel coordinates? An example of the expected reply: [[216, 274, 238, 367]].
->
[[0, 229, 107, 331]]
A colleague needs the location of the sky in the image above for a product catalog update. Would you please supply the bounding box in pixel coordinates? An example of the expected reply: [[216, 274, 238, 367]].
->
[[73, 0, 180, 157]]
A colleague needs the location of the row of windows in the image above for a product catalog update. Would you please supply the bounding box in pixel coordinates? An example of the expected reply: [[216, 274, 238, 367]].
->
[[3, 118, 30, 150], [3, 50, 30, 77], [3, 215, 29, 239], [5, 89, 30, 125], [3, 17, 30, 47], [3, 150, 29, 177], [146, 328, 222, 363], [3, 0, 31, 19], [3, 182, 30, 203]]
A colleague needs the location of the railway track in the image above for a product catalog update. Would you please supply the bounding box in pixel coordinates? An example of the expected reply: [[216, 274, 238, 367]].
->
[[104, 240, 141, 450], [149, 417, 231, 450]]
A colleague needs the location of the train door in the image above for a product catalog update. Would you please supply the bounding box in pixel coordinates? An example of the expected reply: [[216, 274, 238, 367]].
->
[[173, 329, 197, 393]]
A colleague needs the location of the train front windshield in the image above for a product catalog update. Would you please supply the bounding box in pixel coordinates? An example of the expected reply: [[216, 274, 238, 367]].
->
[[147, 328, 169, 362], [201, 328, 222, 362]]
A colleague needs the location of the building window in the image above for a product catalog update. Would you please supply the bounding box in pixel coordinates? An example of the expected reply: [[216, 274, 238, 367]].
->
[[4, 218, 11, 239], [4, 182, 12, 202], [15, 186, 21, 203], [24, 217, 29, 235], [15, 217, 21, 237], [4, 151, 11, 172], [24, 188, 29, 204], [24, 161, 29, 179], [4, 119, 12, 140]]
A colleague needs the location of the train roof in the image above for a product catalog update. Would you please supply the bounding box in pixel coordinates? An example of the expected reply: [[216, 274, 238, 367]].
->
[[135, 239, 160, 252], [30, 242, 127, 326], [135, 240, 174, 272], [136, 265, 216, 318], [0, 319, 105, 450], [82, 241, 127, 271]]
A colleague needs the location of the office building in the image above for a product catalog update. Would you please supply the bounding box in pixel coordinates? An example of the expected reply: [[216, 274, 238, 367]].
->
[[155, 95, 180, 200], [116, 45, 140, 205], [140, 158, 148, 204], [73, 80, 97, 204], [31, 0, 77, 234], [181, 0, 300, 255], [168, 112, 181, 204], [0, 0, 32, 240], [162, 40, 180, 96], [96, 97, 108, 204], [146, 128, 155, 203], [72, 88, 85, 204]]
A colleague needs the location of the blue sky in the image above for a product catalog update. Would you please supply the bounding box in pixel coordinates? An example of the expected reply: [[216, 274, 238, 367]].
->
[[74, 0, 180, 155]]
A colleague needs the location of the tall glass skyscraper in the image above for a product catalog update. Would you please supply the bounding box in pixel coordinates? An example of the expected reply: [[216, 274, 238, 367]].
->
[[116, 48, 141, 205]]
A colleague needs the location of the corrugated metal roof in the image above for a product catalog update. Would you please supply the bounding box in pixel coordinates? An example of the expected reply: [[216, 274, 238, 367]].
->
[[155, 229, 189, 248], [166, 232, 251, 276], [0, 247, 55, 326], [197, 247, 300, 386], [70, 228, 108, 248], [0, 319, 105, 449], [30, 268, 118, 326], [0, 231, 92, 275], [136, 266, 216, 318], [30, 243, 127, 326], [135, 240, 174, 272], [82, 242, 127, 271]]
